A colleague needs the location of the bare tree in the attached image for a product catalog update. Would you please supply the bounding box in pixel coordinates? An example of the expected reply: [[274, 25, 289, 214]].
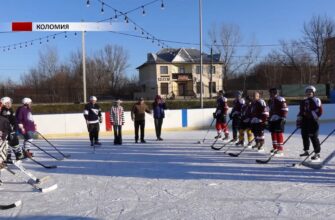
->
[[302, 15, 335, 83], [208, 23, 259, 91]]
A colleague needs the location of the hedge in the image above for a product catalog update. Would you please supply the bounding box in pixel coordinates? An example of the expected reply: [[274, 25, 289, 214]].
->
[[11, 97, 330, 114]]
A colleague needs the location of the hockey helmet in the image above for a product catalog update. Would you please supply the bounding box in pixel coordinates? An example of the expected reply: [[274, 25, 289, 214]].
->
[[89, 96, 97, 101], [1, 96, 12, 104], [269, 88, 279, 95], [305, 85, 316, 93], [22, 97, 32, 105]]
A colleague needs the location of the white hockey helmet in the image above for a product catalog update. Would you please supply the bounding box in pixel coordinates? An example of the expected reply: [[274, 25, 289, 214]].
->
[[305, 85, 316, 93], [1, 96, 12, 104], [89, 96, 97, 101], [22, 97, 32, 105]]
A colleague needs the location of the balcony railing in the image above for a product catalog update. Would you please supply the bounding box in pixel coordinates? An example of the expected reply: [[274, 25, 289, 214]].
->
[[172, 72, 193, 81]]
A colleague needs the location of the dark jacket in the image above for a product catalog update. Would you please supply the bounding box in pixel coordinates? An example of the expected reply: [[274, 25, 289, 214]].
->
[[0, 116, 11, 141], [1, 107, 18, 131], [131, 103, 151, 121], [84, 103, 102, 124], [152, 102, 166, 119]]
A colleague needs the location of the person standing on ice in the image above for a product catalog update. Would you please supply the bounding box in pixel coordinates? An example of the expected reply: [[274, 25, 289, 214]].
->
[[0, 101, 11, 169], [152, 95, 166, 141], [296, 85, 323, 162], [213, 90, 229, 140], [229, 91, 245, 143], [110, 99, 125, 145], [15, 97, 35, 158], [268, 88, 289, 157], [84, 96, 102, 147], [250, 92, 269, 152], [0, 97, 24, 163], [131, 97, 151, 143], [236, 95, 254, 147]]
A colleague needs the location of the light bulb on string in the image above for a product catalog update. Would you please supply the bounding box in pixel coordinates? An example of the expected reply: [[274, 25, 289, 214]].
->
[[47, 36, 49, 42], [31, 42, 33, 46], [142, 6, 146, 16], [65, 32, 67, 38], [152, 37, 155, 43], [53, 35, 56, 39], [124, 15, 129, 23], [39, 38, 42, 44], [74, 32, 77, 36], [86, 0, 90, 7], [114, 10, 118, 20], [101, 1, 104, 14], [14, 45, 16, 49], [20, 43, 22, 48], [25, 42, 27, 47], [141, 30, 144, 35], [161, 0, 165, 9], [134, 25, 137, 31], [7, 47, 10, 51]]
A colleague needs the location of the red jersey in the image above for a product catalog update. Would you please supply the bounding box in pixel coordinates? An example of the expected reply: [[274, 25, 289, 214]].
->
[[298, 97, 323, 120], [268, 96, 288, 119], [216, 96, 229, 116], [250, 99, 269, 122], [231, 98, 245, 117]]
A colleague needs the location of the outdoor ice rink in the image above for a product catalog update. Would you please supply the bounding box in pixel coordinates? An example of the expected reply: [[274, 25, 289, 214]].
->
[[1, 123, 335, 220]]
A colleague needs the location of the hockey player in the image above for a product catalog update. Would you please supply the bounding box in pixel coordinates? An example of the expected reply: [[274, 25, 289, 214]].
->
[[250, 92, 269, 151], [229, 91, 245, 143], [84, 96, 102, 147], [110, 99, 125, 145], [0, 101, 11, 169], [15, 97, 35, 158], [296, 85, 323, 162], [268, 88, 289, 157], [213, 90, 229, 140], [236, 96, 254, 147], [0, 97, 24, 162]]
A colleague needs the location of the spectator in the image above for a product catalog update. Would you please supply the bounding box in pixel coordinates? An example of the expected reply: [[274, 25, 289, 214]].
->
[[131, 97, 151, 143], [152, 95, 167, 141]]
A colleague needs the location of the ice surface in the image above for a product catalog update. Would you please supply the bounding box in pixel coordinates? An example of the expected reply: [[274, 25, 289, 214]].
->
[[0, 123, 335, 219]]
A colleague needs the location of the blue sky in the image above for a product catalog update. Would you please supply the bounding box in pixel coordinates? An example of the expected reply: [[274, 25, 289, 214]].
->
[[1, 0, 335, 82]]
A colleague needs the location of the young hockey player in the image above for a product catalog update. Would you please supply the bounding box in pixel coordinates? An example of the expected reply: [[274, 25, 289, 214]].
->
[[16, 97, 35, 158], [213, 90, 229, 140], [110, 99, 125, 145], [268, 88, 289, 157], [250, 92, 269, 152], [0, 97, 24, 162], [0, 101, 11, 169], [296, 85, 323, 162], [84, 96, 102, 147], [236, 96, 254, 147], [229, 91, 245, 143]]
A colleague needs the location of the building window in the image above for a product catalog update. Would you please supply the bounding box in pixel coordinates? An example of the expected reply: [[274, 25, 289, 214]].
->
[[160, 66, 168, 74], [196, 65, 201, 74], [196, 82, 202, 94], [209, 82, 216, 93], [161, 83, 169, 95], [210, 66, 216, 74], [179, 66, 185, 73]]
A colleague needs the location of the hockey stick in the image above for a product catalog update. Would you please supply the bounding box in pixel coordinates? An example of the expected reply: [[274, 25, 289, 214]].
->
[[210, 119, 232, 150], [256, 127, 299, 164], [28, 157, 57, 169], [302, 150, 335, 169], [26, 140, 64, 161], [291, 128, 335, 167], [228, 138, 255, 157], [198, 118, 215, 144], [36, 131, 71, 158], [0, 201, 22, 210]]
